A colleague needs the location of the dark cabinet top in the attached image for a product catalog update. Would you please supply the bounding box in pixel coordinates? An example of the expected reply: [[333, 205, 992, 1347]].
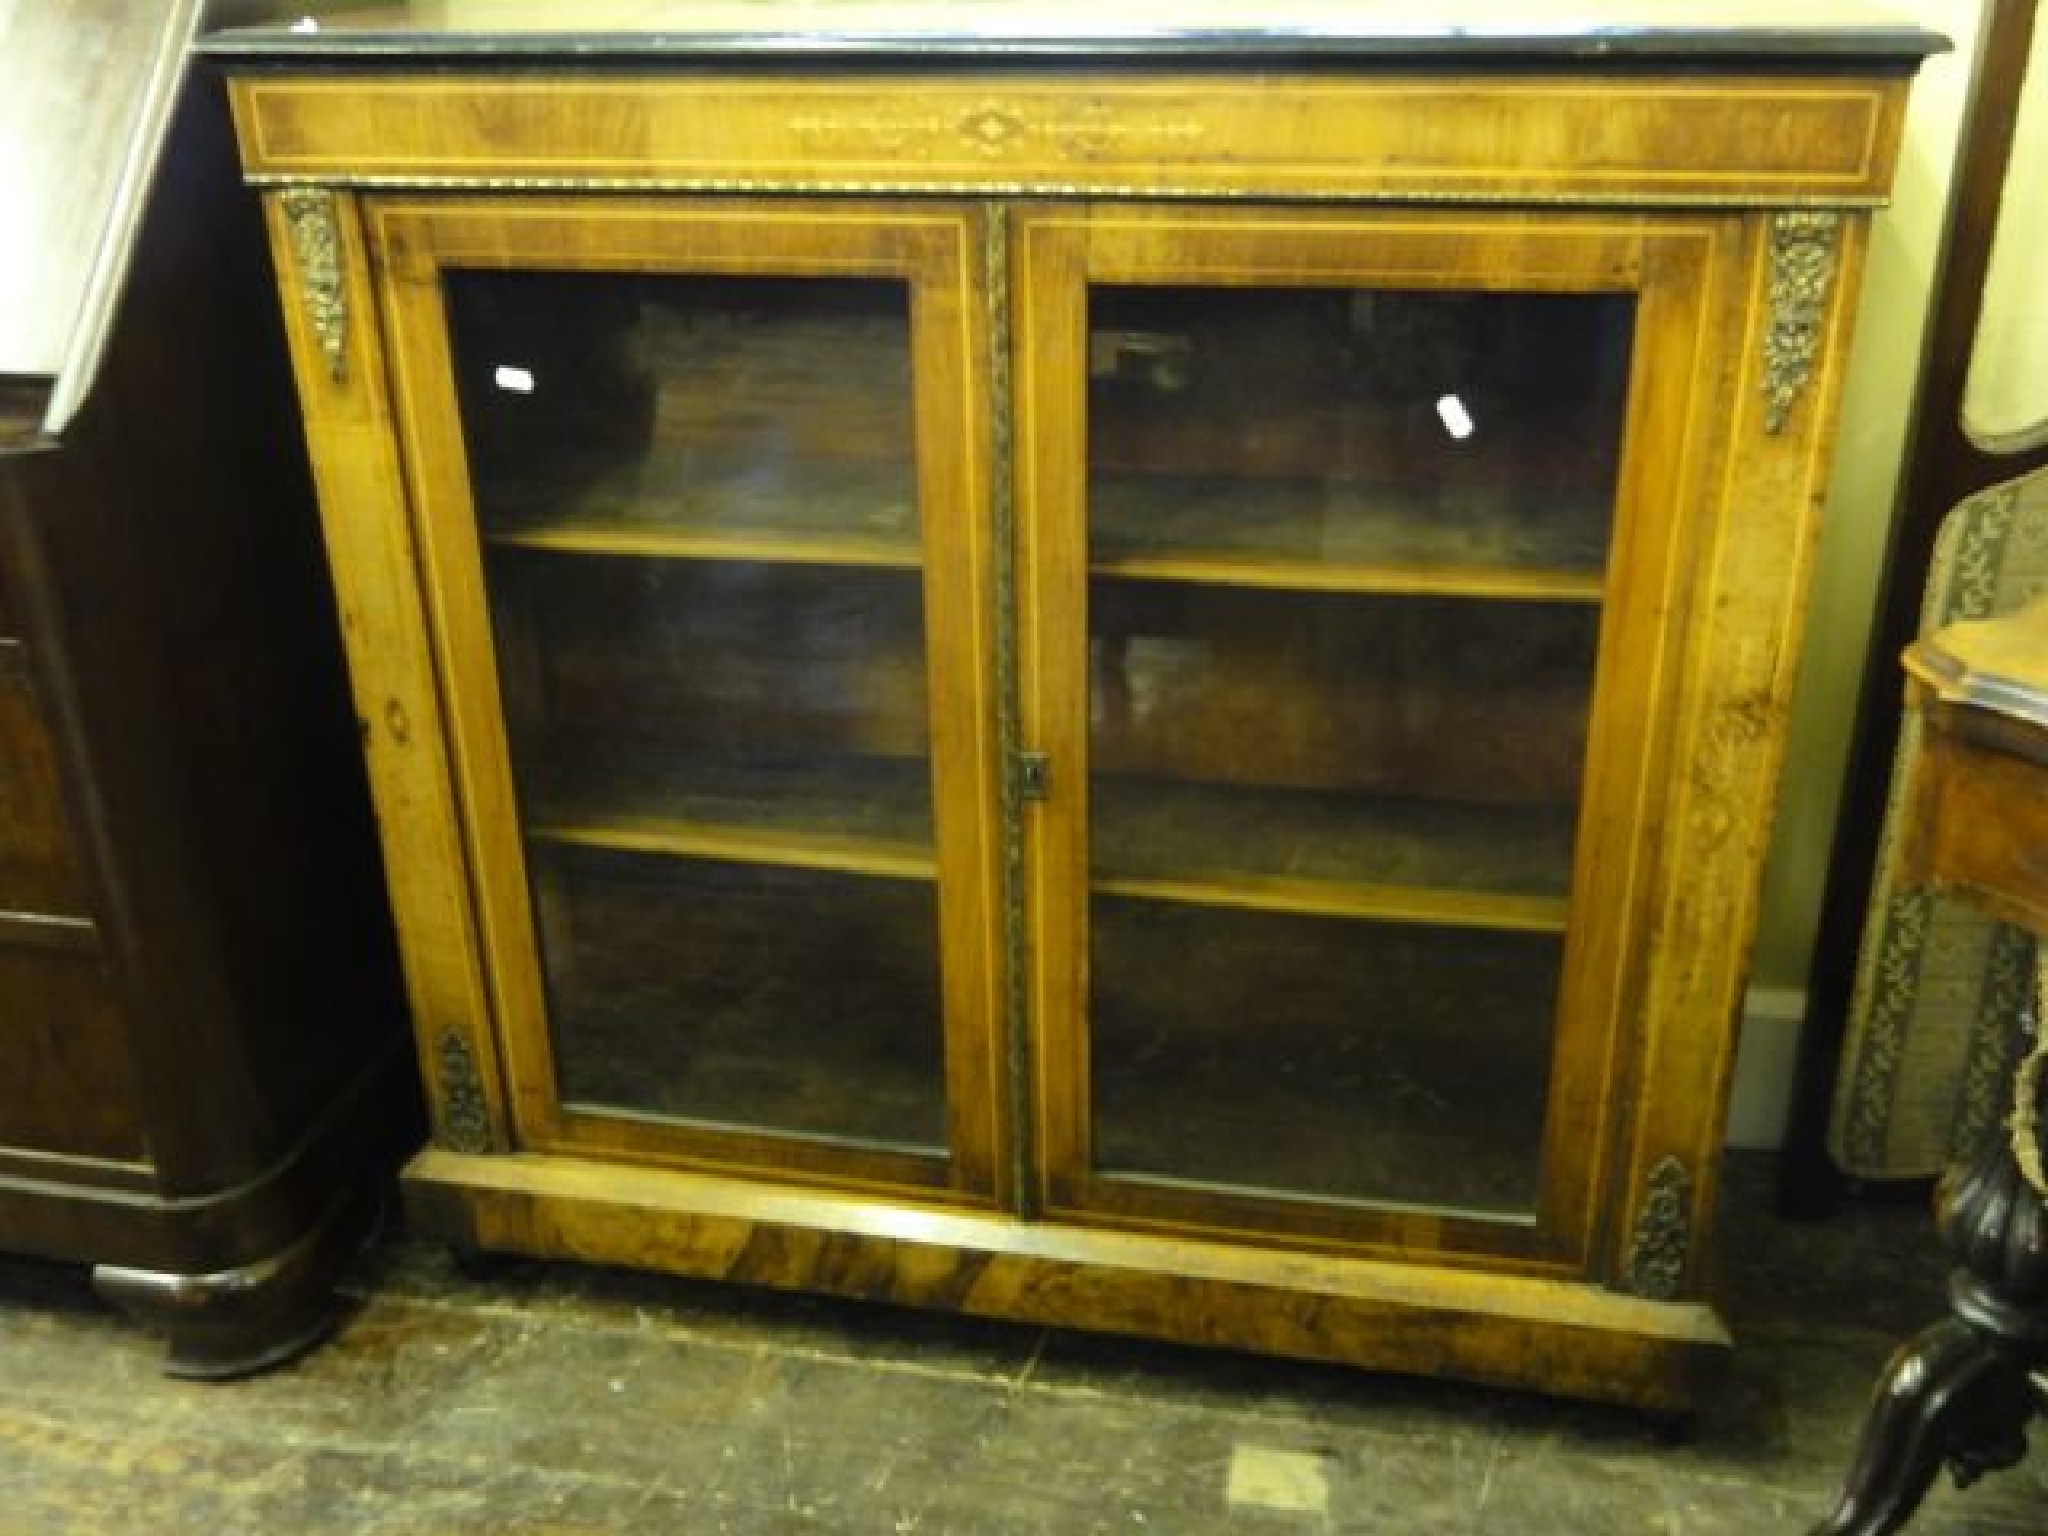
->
[[0, 0, 204, 442], [200, 1, 1946, 67]]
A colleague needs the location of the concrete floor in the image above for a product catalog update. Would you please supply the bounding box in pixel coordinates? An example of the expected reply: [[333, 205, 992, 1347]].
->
[[1, 1156, 2043, 1534]]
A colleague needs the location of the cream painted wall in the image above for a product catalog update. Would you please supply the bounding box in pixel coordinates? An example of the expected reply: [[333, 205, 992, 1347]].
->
[[1750, 0, 1986, 995], [1963, 12, 2048, 443]]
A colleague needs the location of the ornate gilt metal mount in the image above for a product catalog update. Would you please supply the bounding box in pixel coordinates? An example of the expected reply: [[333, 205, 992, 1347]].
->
[[434, 1030, 492, 1154], [1759, 210, 1841, 435], [279, 187, 348, 382], [1623, 1155, 1693, 1300]]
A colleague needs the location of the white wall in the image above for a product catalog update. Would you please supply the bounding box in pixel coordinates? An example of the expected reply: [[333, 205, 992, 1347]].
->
[[1733, 0, 1989, 1144]]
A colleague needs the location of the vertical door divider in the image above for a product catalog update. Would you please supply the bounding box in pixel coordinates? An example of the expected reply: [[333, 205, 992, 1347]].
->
[[985, 202, 1036, 1219]]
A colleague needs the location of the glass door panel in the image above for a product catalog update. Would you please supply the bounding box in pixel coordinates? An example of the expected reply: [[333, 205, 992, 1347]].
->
[[475, 548, 945, 1151], [1086, 582, 1606, 1221], [1018, 210, 1658, 1256], [377, 202, 1001, 1197], [446, 269, 946, 1155]]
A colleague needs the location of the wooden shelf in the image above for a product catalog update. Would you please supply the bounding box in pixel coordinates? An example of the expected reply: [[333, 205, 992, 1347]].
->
[[480, 456, 921, 571], [489, 521, 920, 571], [518, 751, 1571, 929], [1093, 777, 1576, 934], [522, 750, 936, 883], [1092, 873, 1566, 933], [1088, 473, 1610, 602]]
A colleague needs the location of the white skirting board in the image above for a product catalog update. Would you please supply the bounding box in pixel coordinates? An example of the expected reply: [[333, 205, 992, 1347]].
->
[[1724, 987, 1808, 1150]]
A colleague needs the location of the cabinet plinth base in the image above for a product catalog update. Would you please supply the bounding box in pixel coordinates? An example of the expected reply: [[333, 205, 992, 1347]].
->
[[93, 1185, 378, 1380], [403, 1147, 1728, 1412]]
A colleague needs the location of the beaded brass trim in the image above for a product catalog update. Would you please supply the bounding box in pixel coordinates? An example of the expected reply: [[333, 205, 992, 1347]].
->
[[986, 206, 1034, 1214]]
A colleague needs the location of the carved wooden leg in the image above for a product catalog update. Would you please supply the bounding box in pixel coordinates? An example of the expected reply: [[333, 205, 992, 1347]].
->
[[1810, 1119, 2048, 1535], [1806, 1319, 2031, 1535]]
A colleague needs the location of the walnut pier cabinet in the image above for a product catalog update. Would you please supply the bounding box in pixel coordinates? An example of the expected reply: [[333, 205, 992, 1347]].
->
[[209, 5, 1940, 1411]]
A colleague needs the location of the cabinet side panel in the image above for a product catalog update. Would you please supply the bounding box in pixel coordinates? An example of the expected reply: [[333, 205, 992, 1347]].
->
[[40, 81, 410, 1191], [258, 186, 508, 1152], [1619, 212, 1874, 1286]]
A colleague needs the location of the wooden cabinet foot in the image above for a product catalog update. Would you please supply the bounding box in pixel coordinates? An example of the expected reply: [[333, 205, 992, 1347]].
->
[[92, 1186, 377, 1379]]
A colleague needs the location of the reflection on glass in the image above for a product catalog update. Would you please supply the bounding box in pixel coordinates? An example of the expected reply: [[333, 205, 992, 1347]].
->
[[1085, 283, 1629, 1220], [1087, 286, 1633, 581], [1091, 898, 1559, 1215], [446, 271, 947, 1154]]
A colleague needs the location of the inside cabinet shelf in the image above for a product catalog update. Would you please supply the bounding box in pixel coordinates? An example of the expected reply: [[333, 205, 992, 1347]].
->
[[519, 746, 1572, 929], [1088, 475, 1611, 602], [478, 459, 921, 572], [522, 749, 936, 883], [1093, 777, 1574, 932]]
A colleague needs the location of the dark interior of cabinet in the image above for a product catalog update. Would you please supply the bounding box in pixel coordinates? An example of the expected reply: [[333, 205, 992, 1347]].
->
[[534, 842, 947, 1152], [450, 270, 919, 560], [485, 552, 948, 1153], [1080, 587, 1594, 1222], [1088, 585, 1600, 809], [1087, 285, 1633, 586], [1090, 896, 1560, 1217]]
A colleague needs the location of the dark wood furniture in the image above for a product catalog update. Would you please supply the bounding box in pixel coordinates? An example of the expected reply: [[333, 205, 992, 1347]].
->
[[1782, 0, 2048, 1217], [1812, 598, 2048, 1532], [0, 0, 409, 1375], [208, 2, 1939, 1412]]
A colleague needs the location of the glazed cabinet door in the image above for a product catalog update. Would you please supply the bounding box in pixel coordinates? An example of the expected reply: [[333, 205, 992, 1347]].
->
[[369, 199, 1008, 1205], [1015, 206, 1725, 1270]]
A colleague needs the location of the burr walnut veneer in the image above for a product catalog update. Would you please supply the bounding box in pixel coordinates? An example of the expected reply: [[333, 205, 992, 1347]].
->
[[210, 5, 1939, 1410]]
